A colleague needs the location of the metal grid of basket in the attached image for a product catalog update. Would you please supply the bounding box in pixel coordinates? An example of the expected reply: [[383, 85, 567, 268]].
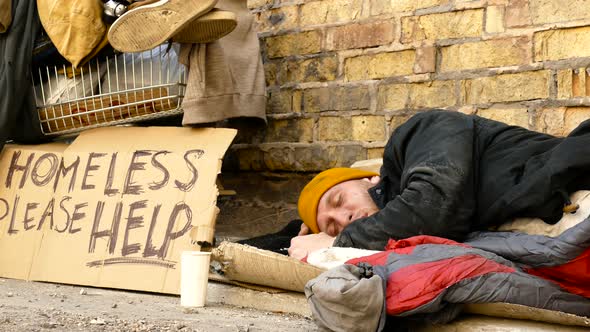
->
[[33, 44, 186, 136]]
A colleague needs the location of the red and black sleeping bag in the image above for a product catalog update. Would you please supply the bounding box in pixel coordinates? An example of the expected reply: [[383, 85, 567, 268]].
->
[[305, 217, 590, 331]]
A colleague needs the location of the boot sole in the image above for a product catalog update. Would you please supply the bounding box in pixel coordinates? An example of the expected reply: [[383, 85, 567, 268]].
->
[[173, 10, 237, 44], [108, 0, 218, 53]]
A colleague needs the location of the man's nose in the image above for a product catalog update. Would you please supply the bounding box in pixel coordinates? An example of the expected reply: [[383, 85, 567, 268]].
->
[[318, 209, 350, 231], [331, 209, 351, 225]]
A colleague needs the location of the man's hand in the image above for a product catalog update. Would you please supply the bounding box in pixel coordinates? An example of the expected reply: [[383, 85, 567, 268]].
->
[[298, 223, 310, 236], [288, 232, 335, 260]]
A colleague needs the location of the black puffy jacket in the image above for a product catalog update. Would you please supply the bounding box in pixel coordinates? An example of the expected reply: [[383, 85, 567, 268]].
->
[[334, 110, 590, 250]]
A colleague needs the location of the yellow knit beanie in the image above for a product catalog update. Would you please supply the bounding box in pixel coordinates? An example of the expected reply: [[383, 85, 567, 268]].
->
[[298, 168, 378, 234]]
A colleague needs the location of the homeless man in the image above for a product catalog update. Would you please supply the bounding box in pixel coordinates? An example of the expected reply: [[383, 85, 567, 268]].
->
[[289, 110, 590, 259]]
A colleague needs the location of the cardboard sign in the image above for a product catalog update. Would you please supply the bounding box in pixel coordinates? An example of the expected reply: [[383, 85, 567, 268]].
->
[[0, 126, 236, 294]]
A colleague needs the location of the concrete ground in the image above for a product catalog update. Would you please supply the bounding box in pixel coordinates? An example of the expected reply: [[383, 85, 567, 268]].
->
[[2, 275, 589, 332], [0, 278, 317, 332]]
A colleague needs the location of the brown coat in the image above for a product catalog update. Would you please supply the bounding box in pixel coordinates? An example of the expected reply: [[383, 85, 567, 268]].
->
[[36, 0, 106, 67]]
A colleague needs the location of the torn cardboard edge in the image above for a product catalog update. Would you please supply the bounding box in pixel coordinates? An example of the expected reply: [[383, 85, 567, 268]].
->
[[208, 272, 287, 294], [463, 303, 590, 328], [210, 242, 590, 328], [0, 126, 236, 295]]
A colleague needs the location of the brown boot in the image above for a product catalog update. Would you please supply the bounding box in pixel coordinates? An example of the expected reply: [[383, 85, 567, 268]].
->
[[172, 8, 237, 44], [108, 0, 217, 53]]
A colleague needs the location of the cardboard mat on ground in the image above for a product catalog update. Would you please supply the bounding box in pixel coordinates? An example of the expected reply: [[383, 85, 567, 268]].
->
[[0, 126, 236, 294], [211, 240, 590, 328]]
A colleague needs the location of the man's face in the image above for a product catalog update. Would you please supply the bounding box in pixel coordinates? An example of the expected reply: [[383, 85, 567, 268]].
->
[[316, 178, 380, 236]]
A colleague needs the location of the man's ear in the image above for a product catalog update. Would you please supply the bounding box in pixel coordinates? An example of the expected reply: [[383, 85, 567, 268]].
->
[[369, 176, 380, 184], [361, 176, 380, 184]]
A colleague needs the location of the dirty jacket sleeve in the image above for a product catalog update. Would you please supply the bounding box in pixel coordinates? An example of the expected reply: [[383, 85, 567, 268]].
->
[[334, 111, 478, 250]]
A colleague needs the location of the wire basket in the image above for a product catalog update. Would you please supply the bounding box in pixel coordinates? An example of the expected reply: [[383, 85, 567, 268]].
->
[[33, 44, 187, 137]]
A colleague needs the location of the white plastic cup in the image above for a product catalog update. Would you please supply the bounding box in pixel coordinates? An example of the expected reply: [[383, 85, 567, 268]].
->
[[180, 251, 211, 307]]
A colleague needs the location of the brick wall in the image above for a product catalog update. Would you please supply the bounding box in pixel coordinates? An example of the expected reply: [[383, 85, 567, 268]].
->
[[232, 0, 590, 172]]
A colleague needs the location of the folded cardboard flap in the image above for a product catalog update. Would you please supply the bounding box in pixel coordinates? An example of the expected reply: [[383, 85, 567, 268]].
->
[[211, 242, 325, 292], [0, 126, 236, 294]]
